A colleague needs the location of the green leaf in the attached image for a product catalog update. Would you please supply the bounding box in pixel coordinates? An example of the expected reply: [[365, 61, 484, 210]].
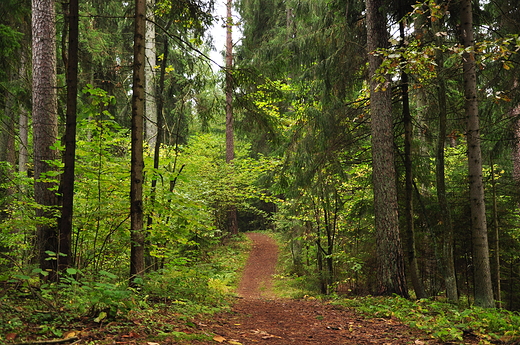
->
[[94, 311, 107, 323]]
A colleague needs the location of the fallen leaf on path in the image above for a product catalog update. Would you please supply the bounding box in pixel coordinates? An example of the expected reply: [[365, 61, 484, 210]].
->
[[228, 341, 243, 345], [5, 333, 17, 341], [147, 342, 160, 345], [250, 329, 282, 339], [63, 330, 80, 339], [414, 340, 425, 344], [213, 335, 226, 342]]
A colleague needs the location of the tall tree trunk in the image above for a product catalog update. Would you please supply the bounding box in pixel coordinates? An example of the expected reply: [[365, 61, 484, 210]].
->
[[366, 0, 408, 298], [433, 14, 458, 304], [225, 0, 238, 235], [460, 0, 494, 308], [400, 20, 426, 300], [130, 0, 146, 282], [145, 0, 157, 148], [59, 0, 79, 271], [32, 0, 60, 280]]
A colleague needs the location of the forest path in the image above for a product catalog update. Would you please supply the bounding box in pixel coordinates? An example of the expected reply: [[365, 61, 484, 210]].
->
[[236, 232, 279, 299], [197, 232, 449, 345]]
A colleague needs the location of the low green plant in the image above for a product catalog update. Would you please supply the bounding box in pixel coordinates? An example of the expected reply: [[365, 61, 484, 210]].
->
[[335, 296, 520, 344]]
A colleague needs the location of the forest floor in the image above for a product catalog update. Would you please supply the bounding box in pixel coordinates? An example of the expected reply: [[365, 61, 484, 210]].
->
[[182, 232, 478, 345], [11, 233, 485, 345]]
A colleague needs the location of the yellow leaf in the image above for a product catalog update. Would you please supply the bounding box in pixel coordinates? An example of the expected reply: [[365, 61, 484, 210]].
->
[[213, 335, 226, 343], [228, 341, 243, 345], [63, 330, 79, 339]]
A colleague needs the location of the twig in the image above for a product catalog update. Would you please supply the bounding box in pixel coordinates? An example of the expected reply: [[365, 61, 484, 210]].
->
[[13, 336, 79, 345]]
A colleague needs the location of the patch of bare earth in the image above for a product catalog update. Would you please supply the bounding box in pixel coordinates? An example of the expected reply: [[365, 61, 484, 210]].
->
[[193, 232, 477, 345]]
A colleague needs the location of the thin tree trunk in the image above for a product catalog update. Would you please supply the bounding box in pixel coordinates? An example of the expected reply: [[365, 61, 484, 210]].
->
[[32, 0, 60, 280], [400, 20, 426, 300], [59, 0, 79, 272], [434, 15, 458, 304], [460, 0, 494, 308], [225, 0, 238, 235], [145, 0, 157, 148], [366, 0, 408, 298], [130, 0, 146, 282], [146, 35, 169, 271], [490, 160, 501, 308]]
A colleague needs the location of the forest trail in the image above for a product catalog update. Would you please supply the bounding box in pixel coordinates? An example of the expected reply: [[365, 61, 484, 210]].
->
[[236, 232, 279, 299], [197, 232, 452, 345]]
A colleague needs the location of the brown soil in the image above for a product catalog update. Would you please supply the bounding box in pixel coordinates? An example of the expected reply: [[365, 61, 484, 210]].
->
[[195, 232, 475, 345]]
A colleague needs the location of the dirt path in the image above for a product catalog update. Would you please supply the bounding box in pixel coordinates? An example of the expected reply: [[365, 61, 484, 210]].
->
[[236, 232, 278, 299], [199, 232, 454, 345]]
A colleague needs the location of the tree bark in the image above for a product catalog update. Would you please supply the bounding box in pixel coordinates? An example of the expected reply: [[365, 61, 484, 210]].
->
[[366, 0, 408, 298], [59, 0, 79, 272], [130, 0, 146, 282], [145, 0, 157, 149], [32, 0, 60, 280], [460, 0, 494, 308]]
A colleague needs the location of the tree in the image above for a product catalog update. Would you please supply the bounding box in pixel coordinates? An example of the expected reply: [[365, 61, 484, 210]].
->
[[130, 0, 146, 282], [59, 0, 79, 271], [460, 0, 494, 308], [225, 0, 238, 235], [366, 0, 408, 297], [145, 0, 157, 148], [432, 8, 458, 304], [32, 0, 60, 279]]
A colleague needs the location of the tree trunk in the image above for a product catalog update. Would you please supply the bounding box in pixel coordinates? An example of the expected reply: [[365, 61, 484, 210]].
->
[[433, 15, 458, 304], [400, 20, 426, 300], [145, 0, 157, 149], [59, 0, 79, 272], [366, 0, 408, 298], [490, 160, 501, 308], [460, 0, 494, 308], [225, 0, 238, 235], [32, 0, 60, 280], [130, 0, 146, 282]]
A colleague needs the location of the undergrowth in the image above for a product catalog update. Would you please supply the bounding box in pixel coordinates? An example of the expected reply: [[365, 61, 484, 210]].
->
[[0, 234, 250, 343], [335, 295, 520, 344]]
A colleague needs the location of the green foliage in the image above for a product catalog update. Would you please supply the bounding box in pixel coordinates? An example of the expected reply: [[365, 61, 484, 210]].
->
[[0, 235, 250, 342], [336, 296, 520, 343]]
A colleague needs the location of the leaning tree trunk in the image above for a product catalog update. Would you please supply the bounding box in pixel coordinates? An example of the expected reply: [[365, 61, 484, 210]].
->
[[366, 0, 408, 298], [460, 0, 494, 308], [130, 0, 146, 282], [32, 0, 60, 280]]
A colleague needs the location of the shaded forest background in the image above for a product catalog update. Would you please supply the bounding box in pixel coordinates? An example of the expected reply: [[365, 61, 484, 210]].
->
[[1, 0, 520, 333]]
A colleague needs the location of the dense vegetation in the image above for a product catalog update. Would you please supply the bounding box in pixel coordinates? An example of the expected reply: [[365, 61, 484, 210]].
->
[[1, 0, 520, 342]]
